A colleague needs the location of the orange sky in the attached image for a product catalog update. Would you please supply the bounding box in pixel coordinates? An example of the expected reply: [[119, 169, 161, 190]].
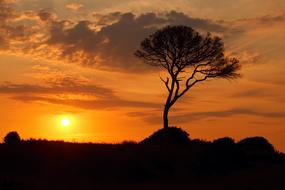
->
[[0, 0, 285, 151]]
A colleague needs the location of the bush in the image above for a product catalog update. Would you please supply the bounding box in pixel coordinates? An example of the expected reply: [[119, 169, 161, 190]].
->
[[237, 136, 276, 161], [197, 137, 246, 172], [122, 140, 137, 146], [140, 127, 190, 145], [238, 136, 275, 153], [4, 131, 21, 144], [212, 137, 235, 146]]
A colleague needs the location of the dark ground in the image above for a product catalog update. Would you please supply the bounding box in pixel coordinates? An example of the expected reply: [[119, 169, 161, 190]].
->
[[0, 128, 285, 190]]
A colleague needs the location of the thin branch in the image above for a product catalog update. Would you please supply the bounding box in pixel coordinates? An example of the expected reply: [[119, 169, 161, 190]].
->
[[170, 76, 209, 106], [160, 76, 171, 92], [173, 76, 180, 100]]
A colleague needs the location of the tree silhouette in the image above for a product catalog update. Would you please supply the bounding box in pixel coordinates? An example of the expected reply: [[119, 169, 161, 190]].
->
[[135, 25, 241, 129], [4, 131, 21, 144]]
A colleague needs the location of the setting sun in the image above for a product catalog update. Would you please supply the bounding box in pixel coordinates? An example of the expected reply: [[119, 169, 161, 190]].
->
[[60, 118, 71, 127]]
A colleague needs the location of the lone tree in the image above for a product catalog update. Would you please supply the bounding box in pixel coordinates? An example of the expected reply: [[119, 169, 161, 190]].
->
[[135, 25, 240, 129], [4, 131, 21, 144]]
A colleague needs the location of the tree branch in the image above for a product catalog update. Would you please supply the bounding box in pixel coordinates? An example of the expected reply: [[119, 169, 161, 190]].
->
[[170, 75, 209, 106], [160, 76, 171, 92]]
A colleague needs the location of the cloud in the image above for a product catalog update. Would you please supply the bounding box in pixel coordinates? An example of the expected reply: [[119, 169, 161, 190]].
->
[[230, 87, 285, 102], [0, 0, 22, 48], [0, 78, 113, 97], [232, 89, 270, 98], [65, 3, 83, 11], [129, 108, 285, 124], [0, 77, 160, 110], [0, 2, 48, 51], [33, 11, 282, 73], [92, 12, 122, 27], [0, 1, 232, 72], [0, 0, 284, 74], [179, 108, 285, 120], [12, 95, 160, 110], [165, 11, 225, 32], [236, 14, 285, 25], [37, 9, 57, 21], [220, 13, 285, 68], [227, 51, 264, 65], [44, 11, 227, 72]]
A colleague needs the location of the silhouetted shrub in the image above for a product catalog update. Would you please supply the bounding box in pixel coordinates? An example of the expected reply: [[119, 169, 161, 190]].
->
[[140, 127, 190, 145], [197, 137, 247, 172], [122, 140, 137, 146], [238, 137, 275, 153], [3, 131, 21, 144], [238, 136, 275, 161], [213, 137, 235, 146]]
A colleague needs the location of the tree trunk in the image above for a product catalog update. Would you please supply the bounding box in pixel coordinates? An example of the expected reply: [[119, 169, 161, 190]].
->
[[163, 104, 170, 129]]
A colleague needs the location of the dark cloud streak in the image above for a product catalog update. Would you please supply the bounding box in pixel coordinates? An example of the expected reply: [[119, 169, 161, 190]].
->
[[130, 108, 285, 124], [0, 78, 160, 110], [0, 78, 113, 98], [11, 95, 160, 110]]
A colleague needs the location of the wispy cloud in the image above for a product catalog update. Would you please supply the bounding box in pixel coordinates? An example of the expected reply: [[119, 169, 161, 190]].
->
[[0, 77, 160, 110], [129, 108, 285, 125], [12, 95, 160, 110], [0, 77, 113, 97]]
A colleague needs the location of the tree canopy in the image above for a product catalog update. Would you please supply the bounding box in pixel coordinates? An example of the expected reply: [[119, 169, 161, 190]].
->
[[135, 25, 241, 128]]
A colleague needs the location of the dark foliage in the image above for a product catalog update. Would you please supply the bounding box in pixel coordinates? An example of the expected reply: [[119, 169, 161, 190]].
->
[[3, 131, 21, 144], [238, 136, 275, 153], [190, 138, 210, 146], [140, 126, 190, 145], [213, 137, 235, 146], [198, 137, 246, 172], [237, 136, 276, 162], [0, 135, 284, 190]]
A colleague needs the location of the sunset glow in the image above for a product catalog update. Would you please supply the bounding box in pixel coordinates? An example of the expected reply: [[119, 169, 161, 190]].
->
[[1, 1, 285, 189]]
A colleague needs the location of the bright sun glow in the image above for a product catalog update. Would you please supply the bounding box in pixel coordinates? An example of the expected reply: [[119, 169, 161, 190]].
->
[[61, 118, 71, 127]]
